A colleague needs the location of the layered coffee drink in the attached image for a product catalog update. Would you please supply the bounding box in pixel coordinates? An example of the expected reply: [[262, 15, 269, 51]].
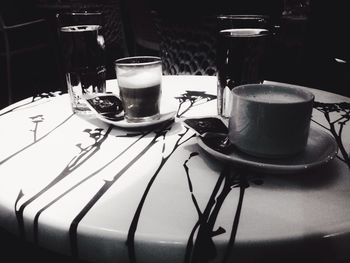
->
[[115, 57, 162, 122]]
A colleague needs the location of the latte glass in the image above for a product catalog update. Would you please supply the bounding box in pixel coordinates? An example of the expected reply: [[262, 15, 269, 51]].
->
[[115, 56, 162, 122]]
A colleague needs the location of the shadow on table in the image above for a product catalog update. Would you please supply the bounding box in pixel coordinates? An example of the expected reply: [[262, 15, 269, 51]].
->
[[0, 228, 88, 263]]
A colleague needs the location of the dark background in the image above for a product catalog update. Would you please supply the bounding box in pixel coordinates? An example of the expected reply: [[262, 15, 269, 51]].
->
[[1, 0, 349, 109]]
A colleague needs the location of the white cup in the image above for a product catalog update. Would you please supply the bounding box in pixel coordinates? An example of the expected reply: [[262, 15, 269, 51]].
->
[[228, 83, 314, 158]]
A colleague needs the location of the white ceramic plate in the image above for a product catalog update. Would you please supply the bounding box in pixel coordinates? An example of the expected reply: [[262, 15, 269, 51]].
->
[[197, 125, 338, 173], [95, 111, 176, 129], [84, 93, 176, 129]]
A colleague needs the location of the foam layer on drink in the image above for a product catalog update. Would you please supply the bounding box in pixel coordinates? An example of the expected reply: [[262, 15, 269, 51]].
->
[[220, 28, 269, 37], [234, 85, 314, 104], [244, 91, 306, 103], [117, 65, 162, 89]]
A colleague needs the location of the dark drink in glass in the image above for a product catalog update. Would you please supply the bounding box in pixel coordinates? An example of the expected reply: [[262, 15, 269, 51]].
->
[[60, 25, 106, 114], [217, 28, 270, 117], [216, 15, 271, 118]]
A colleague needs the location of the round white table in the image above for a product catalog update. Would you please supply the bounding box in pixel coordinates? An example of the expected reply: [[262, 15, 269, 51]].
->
[[0, 76, 350, 263]]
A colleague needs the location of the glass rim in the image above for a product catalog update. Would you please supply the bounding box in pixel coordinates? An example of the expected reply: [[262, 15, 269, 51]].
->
[[220, 28, 270, 37], [232, 83, 315, 104], [115, 56, 162, 67], [57, 11, 103, 17], [60, 25, 101, 32], [216, 14, 270, 20]]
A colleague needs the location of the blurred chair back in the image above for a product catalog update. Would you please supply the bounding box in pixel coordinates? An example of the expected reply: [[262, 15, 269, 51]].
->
[[148, 0, 284, 76], [123, 0, 160, 56], [151, 11, 217, 76], [0, 9, 57, 107]]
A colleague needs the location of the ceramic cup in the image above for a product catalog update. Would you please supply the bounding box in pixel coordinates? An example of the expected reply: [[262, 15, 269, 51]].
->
[[228, 83, 315, 158]]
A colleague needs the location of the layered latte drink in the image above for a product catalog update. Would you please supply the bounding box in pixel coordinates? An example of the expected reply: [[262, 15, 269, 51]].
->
[[115, 56, 162, 122]]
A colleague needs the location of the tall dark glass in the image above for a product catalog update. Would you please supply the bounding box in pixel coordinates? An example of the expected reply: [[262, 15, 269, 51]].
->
[[216, 15, 271, 118], [58, 13, 106, 114]]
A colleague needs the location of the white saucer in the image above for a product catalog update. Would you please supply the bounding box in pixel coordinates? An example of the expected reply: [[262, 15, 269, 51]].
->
[[197, 125, 338, 173], [95, 111, 176, 129], [84, 93, 176, 129]]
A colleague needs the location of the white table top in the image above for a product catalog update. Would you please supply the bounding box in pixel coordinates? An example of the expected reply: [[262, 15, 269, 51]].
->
[[0, 76, 350, 262]]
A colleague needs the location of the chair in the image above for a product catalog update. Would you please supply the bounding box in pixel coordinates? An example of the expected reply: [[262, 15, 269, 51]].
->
[[123, 0, 160, 56], [0, 13, 55, 106], [151, 10, 217, 76], [147, 0, 284, 76]]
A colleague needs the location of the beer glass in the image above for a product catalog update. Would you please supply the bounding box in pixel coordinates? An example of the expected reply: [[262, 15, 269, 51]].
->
[[115, 56, 162, 122], [216, 15, 271, 118], [58, 12, 106, 114]]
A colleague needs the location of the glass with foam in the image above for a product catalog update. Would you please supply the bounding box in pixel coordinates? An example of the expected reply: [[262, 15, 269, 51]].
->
[[115, 56, 162, 122]]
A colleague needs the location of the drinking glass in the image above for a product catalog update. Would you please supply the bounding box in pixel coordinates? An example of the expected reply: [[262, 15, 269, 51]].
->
[[115, 56, 162, 122], [216, 15, 271, 118], [57, 12, 106, 114]]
